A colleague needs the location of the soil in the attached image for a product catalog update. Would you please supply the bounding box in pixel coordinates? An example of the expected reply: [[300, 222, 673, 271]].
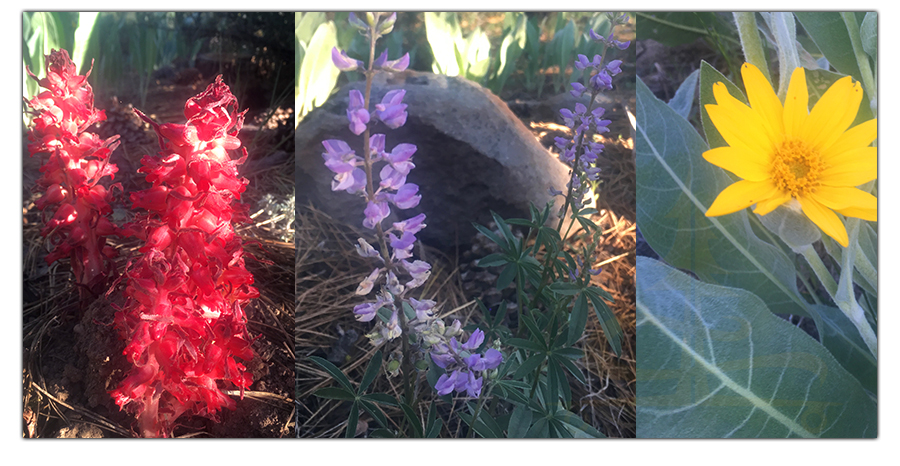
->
[[22, 75, 296, 438]]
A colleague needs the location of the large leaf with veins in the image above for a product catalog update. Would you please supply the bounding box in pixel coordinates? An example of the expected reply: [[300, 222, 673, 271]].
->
[[637, 257, 876, 438]]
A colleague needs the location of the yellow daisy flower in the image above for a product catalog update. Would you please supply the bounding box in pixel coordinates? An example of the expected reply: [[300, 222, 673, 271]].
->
[[703, 62, 877, 247]]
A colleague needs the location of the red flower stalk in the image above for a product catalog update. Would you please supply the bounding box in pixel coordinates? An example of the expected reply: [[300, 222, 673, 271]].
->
[[24, 49, 120, 298], [111, 76, 259, 437]]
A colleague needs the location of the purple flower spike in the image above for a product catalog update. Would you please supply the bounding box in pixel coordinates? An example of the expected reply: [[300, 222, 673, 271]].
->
[[379, 164, 408, 190], [332, 48, 362, 71], [347, 90, 370, 135], [570, 82, 586, 98], [391, 183, 421, 209], [375, 90, 408, 129], [589, 29, 604, 42], [480, 349, 503, 370], [389, 231, 416, 250], [431, 352, 454, 370], [369, 133, 386, 159], [363, 199, 391, 229], [575, 54, 591, 70]]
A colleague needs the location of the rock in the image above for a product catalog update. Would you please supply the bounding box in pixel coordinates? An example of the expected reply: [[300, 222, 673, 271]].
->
[[296, 70, 571, 250]]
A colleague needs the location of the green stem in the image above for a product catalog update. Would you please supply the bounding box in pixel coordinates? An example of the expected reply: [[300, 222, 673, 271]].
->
[[841, 12, 877, 111], [733, 13, 770, 83], [799, 244, 877, 358], [467, 382, 495, 438]]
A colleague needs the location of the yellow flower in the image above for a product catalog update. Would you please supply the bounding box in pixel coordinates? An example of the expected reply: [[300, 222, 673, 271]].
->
[[703, 62, 877, 247]]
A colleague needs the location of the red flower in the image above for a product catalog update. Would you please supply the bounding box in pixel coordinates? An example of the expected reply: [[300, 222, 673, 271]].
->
[[112, 76, 259, 437], [24, 49, 120, 298]]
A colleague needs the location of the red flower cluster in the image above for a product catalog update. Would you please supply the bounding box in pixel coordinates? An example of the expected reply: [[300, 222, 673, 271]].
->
[[24, 49, 120, 298], [111, 76, 259, 437]]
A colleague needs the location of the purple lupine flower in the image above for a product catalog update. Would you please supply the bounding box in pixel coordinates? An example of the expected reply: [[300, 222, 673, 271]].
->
[[355, 238, 381, 259], [374, 50, 410, 72], [369, 133, 387, 159], [379, 164, 408, 190], [606, 59, 623, 75], [385, 143, 417, 173], [402, 259, 431, 288], [356, 267, 383, 295], [435, 370, 461, 395], [570, 81, 586, 98], [332, 48, 362, 71], [390, 183, 421, 209], [353, 293, 387, 322], [408, 297, 436, 320], [389, 231, 416, 251], [392, 213, 426, 235], [464, 372, 483, 398], [374, 90, 408, 129], [347, 90, 370, 135], [614, 40, 631, 50], [363, 198, 390, 229], [461, 328, 485, 351]]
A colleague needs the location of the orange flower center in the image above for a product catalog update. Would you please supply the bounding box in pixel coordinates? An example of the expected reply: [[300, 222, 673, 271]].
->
[[771, 138, 823, 197]]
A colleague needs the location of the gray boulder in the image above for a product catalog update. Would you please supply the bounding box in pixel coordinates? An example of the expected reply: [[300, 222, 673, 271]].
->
[[296, 70, 571, 249]]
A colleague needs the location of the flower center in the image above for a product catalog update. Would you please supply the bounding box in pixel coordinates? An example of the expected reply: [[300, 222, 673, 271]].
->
[[771, 138, 823, 197]]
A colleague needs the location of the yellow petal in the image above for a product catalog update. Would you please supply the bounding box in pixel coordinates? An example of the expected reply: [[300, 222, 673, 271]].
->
[[705, 179, 779, 217], [742, 63, 783, 144], [819, 147, 877, 187], [798, 195, 848, 247], [753, 192, 792, 216], [821, 118, 877, 161], [810, 186, 877, 222], [801, 76, 863, 151], [835, 205, 877, 222], [706, 85, 774, 154], [782, 67, 808, 139], [702, 146, 771, 181]]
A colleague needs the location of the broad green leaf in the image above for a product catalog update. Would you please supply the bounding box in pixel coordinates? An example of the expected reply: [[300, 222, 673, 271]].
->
[[667, 68, 700, 119], [636, 76, 809, 317], [491, 12, 527, 93], [860, 12, 877, 59], [463, 27, 492, 81], [507, 404, 533, 438], [794, 12, 863, 84], [637, 257, 877, 438], [297, 21, 340, 120], [295, 12, 327, 46], [637, 12, 735, 47], [424, 12, 462, 76], [72, 12, 99, 74]]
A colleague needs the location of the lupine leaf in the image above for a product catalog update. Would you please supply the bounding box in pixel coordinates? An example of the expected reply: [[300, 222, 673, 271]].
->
[[358, 350, 383, 393], [309, 356, 355, 393], [313, 387, 356, 401], [345, 401, 360, 438], [637, 257, 877, 438], [507, 404, 534, 438]]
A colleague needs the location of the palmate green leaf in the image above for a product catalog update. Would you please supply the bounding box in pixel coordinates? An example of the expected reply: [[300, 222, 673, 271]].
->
[[358, 350, 383, 393], [584, 288, 622, 357], [636, 76, 809, 317], [637, 257, 877, 438]]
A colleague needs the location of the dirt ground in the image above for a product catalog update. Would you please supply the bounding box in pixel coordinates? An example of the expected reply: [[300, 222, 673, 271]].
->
[[22, 75, 296, 438]]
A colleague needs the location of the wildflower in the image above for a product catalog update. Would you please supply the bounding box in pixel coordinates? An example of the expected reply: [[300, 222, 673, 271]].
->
[[24, 49, 120, 297], [703, 63, 877, 247]]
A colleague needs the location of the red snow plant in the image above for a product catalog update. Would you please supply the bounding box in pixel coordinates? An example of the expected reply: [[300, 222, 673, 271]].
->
[[24, 49, 120, 298], [111, 76, 258, 437]]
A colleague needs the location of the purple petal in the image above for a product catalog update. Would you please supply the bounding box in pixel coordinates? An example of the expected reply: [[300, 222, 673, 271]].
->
[[462, 328, 485, 352], [331, 48, 361, 71]]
